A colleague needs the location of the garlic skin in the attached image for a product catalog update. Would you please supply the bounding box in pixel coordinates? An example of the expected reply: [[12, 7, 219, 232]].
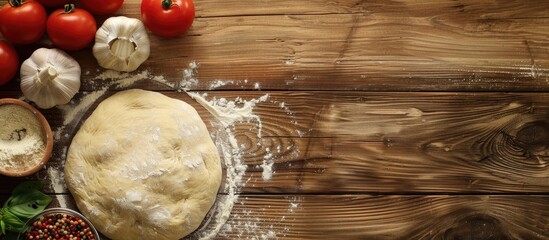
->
[[93, 16, 150, 72], [20, 48, 81, 109]]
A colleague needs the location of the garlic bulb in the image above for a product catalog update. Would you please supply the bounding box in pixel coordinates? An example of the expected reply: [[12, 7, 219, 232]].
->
[[20, 48, 81, 109], [93, 16, 150, 72]]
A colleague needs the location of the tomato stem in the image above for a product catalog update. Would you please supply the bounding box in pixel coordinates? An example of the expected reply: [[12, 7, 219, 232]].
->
[[162, 0, 175, 10], [63, 4, 75, 13], [8, 0, 23, 7]]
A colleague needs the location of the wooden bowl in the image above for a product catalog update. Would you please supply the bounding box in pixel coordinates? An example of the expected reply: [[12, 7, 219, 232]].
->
[[0, 98, 53, 177]]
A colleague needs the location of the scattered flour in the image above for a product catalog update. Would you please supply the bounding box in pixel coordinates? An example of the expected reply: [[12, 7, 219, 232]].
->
[[261, 230, 277, 240], [261, 148, 274, 181], [284, 59, 295, 65], [53, 126, 64, 141], [289, 199, 300, 213], [209, 80, 234, 90], [188, 93, 269, 139], [58, 89, 108, 126], [47, 165, 66, 193], [112, 71, 149, 89], [50, 62, 298, 239], [190, 92, 273, 239], [93, 69, 134, 80], [290, 202, 299, 209], [54, 195, 70, 208], [178, 61, 199, 91]]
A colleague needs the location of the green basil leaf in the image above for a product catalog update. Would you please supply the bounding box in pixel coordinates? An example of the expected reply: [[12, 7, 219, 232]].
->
[[3, 181, 44, 209], [1, 210, 24, 232], [1, 219, 5, 235], [0, 181, 52, 237], [5, 190, 52, 219]]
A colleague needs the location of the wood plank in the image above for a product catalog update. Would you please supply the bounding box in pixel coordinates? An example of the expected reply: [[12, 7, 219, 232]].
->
[[1, 194, 547, 239], [217, 195, 549, 240], [10, 0, 549, 18], [3, 1, 549, 91], [67, 14, 549, 91], [191, 0, 549, 18], [4, 0, 546, 20], [1, 91, 548, 194]]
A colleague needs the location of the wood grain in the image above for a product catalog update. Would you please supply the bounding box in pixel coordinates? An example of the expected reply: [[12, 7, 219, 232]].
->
[[1, 194, 546, 240], [1, 1, 549, 239], [87, 0, 549, 18], [2, 0, 549, 91], [1, 91, 548, 194], [218, 195, 549, 240]]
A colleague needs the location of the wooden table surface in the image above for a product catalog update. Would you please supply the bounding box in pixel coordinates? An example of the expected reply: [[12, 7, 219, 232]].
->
[[1, 0, 549, 239]]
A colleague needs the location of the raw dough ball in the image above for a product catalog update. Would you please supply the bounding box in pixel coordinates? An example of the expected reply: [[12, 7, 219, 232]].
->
[[65, 89, 222, 240]]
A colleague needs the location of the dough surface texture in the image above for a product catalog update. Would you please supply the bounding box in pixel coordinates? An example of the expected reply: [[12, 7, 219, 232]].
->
[[65, 89, 222, 240]]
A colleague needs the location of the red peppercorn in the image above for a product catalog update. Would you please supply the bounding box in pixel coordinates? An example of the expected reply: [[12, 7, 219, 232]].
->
[[22, 213, 96, 240]]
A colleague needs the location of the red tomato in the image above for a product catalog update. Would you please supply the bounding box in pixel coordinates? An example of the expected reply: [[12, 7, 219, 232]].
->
[[47, 4, 96, 51], [79, 0, 123, 15], [0, 0, 47, 45], [141, 0, 195, 38], [0, 40, 19, 86], [35, 0, 71, 8]]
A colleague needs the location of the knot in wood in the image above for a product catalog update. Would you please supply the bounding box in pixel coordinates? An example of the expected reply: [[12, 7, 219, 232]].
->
[[474, 114, 549, 167], [443, 214, 510, 240], [515, 120, 549, 150]]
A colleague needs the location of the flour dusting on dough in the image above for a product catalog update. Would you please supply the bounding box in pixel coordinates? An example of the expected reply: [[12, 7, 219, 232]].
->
[[55, 70, 169, 134]]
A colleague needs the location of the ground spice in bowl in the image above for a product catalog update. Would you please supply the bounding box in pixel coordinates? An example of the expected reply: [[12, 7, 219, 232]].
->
[[0, 99, 53, 176]]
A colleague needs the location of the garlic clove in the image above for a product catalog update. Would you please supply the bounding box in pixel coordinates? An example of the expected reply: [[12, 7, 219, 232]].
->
[[20, 48, 81, 109], [93, 16, 150, 72]]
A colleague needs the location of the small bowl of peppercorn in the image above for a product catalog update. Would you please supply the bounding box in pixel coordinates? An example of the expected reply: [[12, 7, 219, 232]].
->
[[18, 208, 100, 240]]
